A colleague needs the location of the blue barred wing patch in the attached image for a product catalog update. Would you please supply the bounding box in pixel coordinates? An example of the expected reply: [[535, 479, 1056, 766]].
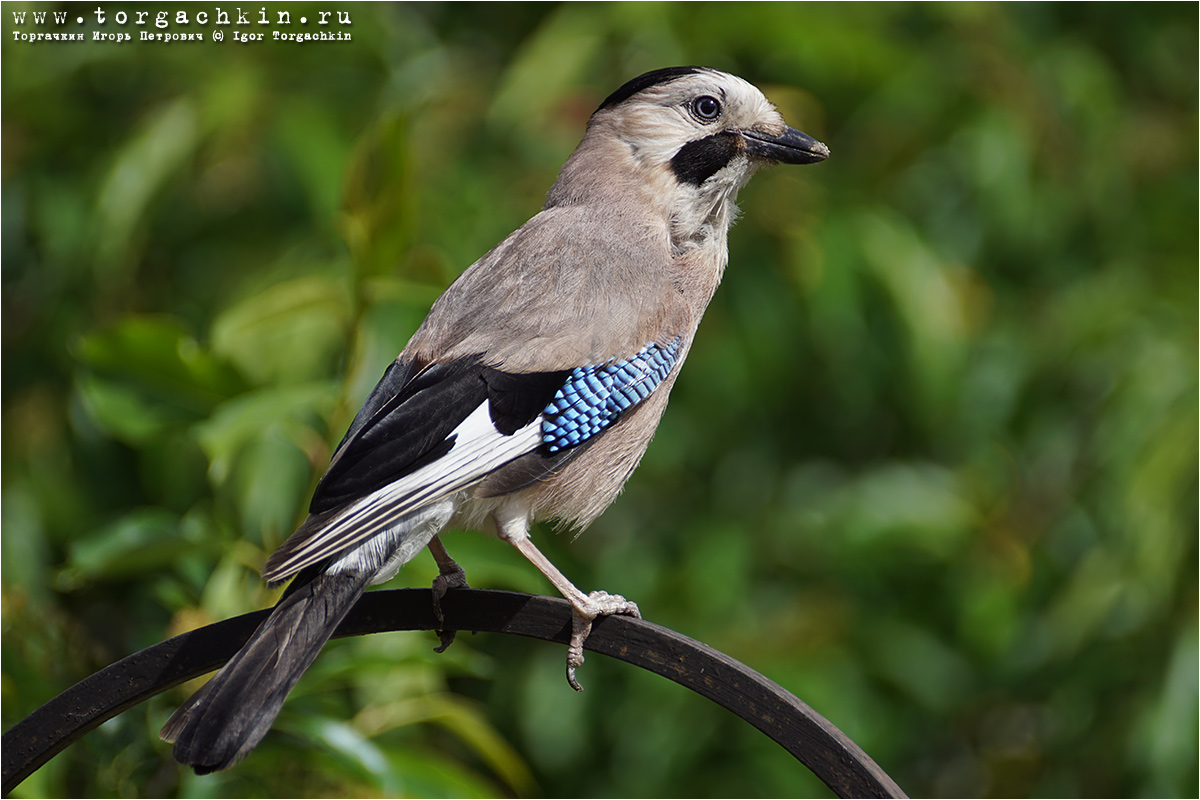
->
[[541, 339, 681, 453]]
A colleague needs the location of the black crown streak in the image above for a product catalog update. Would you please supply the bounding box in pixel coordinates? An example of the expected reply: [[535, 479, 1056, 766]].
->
[[597, 65, 709, 112], [670, 132, 741, 186]]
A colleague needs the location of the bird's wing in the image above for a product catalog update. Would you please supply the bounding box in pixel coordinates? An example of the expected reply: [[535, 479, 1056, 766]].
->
[[261, 340, 682, 582]]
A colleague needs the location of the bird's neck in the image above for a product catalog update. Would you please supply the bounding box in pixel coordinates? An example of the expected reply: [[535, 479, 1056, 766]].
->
[[667, 178, 742, 255], [545, 135, 745, 315]]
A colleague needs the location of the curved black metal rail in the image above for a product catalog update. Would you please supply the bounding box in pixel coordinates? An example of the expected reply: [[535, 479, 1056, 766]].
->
[[2, 589, 905, 798]]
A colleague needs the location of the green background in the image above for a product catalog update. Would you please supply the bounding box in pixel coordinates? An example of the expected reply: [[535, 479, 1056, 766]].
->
[[3, 2, 1196, 797]]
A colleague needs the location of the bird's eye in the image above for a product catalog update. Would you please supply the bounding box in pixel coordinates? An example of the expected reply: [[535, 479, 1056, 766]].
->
[[691, 95, 722, 122]]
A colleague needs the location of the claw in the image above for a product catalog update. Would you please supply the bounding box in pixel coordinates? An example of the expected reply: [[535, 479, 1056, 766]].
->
[[565, 591, 640, 691], [434, 629, 457, 654], [430, 542, 469, 654], [433, 606, 457, 653], [502, 533, 641, 691]]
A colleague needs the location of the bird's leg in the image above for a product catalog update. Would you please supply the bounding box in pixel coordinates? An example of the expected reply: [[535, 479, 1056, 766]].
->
[[428, 535, 469, 653], [506, 535, 641, 691]]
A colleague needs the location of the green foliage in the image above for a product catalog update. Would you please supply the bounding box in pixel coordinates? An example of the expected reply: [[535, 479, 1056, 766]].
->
[[3, 3, 1196, 797]]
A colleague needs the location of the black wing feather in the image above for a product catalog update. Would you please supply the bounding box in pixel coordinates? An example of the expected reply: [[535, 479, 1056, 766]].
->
[[329, 358, 417, 456], [310, 359, 488, 513], [308, 359, 574, 515], [482, 366, 572, 435]]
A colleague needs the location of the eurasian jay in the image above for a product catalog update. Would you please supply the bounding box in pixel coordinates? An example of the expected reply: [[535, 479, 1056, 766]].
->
[[162, 65, 829, 773]]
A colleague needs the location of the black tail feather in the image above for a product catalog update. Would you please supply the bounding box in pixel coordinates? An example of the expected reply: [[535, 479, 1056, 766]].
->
[[161, 569, 369, 774]]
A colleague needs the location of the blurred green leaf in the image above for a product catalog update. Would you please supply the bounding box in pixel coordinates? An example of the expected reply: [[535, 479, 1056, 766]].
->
[[93, 99, 201, 273], [66, 507, 199, 581], [194, 382, 335, 485], [210, 274, 352, 386], [73, 315, 248, 449]]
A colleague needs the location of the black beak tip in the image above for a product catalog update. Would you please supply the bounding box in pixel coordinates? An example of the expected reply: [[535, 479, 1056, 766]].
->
[[744, 127, 830, 165], [800, 139, 831, 164]]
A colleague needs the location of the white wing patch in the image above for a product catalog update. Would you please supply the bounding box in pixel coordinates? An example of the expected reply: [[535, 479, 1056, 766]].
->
[[267, 402, 542, 578]]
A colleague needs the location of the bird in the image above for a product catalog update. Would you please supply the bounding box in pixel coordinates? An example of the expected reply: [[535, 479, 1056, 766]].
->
[[161, 65, 829, 774]]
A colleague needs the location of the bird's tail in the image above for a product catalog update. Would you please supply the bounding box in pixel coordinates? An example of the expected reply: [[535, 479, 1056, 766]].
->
[[160, 568, 369, 774]]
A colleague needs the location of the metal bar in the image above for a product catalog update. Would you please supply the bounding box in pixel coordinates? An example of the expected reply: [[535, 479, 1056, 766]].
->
[[2, 589, 905, 798]]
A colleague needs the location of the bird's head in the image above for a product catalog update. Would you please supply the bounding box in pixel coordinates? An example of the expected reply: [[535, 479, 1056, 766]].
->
[[546, 67, 828, 251]]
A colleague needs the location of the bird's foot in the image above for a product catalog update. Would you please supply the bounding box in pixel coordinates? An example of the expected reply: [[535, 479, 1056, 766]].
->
[[431, 560, 469, 654], [566, 591, 641, 691]]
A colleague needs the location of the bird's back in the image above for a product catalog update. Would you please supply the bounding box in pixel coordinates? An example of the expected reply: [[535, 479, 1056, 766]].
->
[[405, 202, 690, 373]]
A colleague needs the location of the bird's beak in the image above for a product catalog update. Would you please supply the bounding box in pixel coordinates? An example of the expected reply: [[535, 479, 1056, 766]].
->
[[742, 126, 830, 165]]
